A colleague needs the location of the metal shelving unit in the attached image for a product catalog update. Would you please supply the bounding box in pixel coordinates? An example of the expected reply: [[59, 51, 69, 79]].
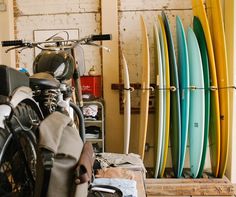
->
[[83, 100, 104, 152]]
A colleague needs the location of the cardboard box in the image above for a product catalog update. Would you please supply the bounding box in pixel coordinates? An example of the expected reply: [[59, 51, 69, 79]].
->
[[80, 76, 102, 98]]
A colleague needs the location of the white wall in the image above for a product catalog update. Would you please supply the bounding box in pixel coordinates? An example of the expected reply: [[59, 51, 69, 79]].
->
[[13, 0, 101, 74]]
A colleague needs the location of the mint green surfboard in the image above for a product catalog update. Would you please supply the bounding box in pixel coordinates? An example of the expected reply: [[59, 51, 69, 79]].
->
[[187, 27, 205, 178], [176, 16, 190, 177], [193, 16, 211, 178], [162, 12, 181, 178]]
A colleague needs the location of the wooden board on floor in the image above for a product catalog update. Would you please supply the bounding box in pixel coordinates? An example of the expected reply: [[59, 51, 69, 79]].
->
[[133, 170, 146, 197], [145, 176, 234, 196]]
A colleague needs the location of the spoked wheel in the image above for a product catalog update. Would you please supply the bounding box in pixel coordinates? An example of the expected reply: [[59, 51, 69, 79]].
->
[[0, 103, 41, 197]]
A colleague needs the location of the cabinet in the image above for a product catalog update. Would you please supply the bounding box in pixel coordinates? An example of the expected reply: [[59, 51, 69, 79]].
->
[[83, 100, 104, 152]]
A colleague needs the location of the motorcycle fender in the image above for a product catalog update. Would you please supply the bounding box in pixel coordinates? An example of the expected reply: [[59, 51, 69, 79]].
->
[[0, 86, 43, 128], [10, 86, 34, 108], [0, 105, 11, 129]]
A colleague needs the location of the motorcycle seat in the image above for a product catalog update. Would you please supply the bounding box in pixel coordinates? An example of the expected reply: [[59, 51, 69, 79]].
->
[[30, 72, 60, 89]]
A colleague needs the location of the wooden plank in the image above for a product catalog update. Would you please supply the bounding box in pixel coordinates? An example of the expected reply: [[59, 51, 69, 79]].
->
[[145, 175, 234, 196], [133, 171, 146, 197], [145, 176, 231, 184], [146, 183, 234, 196]]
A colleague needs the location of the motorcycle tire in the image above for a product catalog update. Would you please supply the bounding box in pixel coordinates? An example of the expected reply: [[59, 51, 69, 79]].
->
[[0, 102, 41, 197]]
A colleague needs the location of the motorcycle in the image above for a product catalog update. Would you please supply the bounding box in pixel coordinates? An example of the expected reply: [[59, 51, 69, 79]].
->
[[0, 33, 111, 196]]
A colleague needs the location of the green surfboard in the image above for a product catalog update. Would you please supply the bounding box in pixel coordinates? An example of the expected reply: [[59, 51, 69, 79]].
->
[[162, 12, 181, 178], [193, 16, 211, 178]]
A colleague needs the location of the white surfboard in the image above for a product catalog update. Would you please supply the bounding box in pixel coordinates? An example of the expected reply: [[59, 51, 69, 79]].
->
[[122, 53, 131, 154], [153, 23, 164, 178]]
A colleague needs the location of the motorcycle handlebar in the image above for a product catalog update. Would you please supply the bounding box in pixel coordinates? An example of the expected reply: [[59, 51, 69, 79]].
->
[[1, 34, 112, 48], [90, 34, 112, 41], [1, 40, 24, 47]]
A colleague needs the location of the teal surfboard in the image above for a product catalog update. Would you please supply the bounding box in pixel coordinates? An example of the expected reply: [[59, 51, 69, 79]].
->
[[153, 23, 164, 178], [187, 27, 205, 178], [162, 12, 181, 178], [193, 16, 211, 178], [176, 16, 190, 177]]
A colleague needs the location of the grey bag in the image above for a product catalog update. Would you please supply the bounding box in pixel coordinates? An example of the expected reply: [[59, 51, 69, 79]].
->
[[35, 112, 88, 197]]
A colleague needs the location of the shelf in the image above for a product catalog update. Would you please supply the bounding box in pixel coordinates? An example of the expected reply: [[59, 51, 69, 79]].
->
[[86, 138, 103, 142], [83, 99, 105, 152], [85, 120, 103, 124]]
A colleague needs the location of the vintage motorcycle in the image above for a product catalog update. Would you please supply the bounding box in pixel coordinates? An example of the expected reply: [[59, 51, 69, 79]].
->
[[0, 33, 111, 196]]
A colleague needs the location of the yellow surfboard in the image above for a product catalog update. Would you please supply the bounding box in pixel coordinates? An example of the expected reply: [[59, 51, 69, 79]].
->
[[224, 0, 235, 182], [206, 0, 229, 178], [192, 0, 220, 177], [138, 16, 150, 160], [158, 15, 170, 177]]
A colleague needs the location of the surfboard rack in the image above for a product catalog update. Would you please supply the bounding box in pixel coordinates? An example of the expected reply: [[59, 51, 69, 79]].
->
[[111, 83, 177, 91], [123, 87, 135, 92], [111, 83, 156, 113], [157, 86, 177, 91], [218, 85, 236, 90], [111, 83, 179, 113], [111, 83, 156, 91], [178, 86, 236, 91], [209, 85, 236, 91], [145, 168, 234, 196]]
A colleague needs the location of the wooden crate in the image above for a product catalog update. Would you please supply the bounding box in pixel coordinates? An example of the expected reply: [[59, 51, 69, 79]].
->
[[145, 169, 234, 196]]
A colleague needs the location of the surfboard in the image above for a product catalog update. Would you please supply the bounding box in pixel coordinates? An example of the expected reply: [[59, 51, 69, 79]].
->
[[157, 15, 170, 178], [153, 23, 164, 178], [122, 53, 131, 155], [224, 0, 235, 183], [193, 16, 211, 178], [187, 27, 205, 178], [162, 11, 181, 178], [206, 0, 229, 178], [138, 15, 150, 160], [192, 0, 221, 177], [176, 16, 190, 177]]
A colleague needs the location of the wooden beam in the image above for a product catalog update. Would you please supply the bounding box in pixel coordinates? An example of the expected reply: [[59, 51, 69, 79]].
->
[[0, 0, 15, 67], [101, 0, 123, 152]]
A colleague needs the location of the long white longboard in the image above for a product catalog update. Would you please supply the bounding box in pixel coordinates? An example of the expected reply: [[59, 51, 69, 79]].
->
[[122, 53, 131, 154]]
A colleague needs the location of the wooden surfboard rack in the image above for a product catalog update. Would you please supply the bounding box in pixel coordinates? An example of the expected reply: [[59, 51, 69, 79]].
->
[[111, 83, 156, 113], [111, 83, 156, 91], [145, 169, 234, 196]]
